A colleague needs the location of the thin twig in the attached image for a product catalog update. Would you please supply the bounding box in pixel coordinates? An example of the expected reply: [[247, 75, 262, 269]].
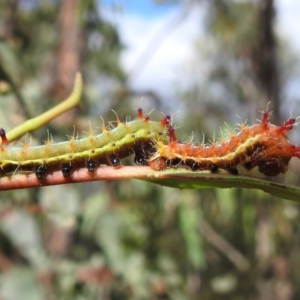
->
[[4, 72, 83, 144], [199, 219, 250, 272]]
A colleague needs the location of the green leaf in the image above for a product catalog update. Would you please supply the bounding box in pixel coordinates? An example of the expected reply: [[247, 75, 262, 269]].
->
[[139, 169, 300, 202]]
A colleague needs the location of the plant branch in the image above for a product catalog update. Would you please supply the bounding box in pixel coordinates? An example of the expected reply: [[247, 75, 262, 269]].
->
[[1, 167, 300, 202]]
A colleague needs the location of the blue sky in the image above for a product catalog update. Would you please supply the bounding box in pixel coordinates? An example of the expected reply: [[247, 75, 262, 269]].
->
[[102, 0, 176, 18]]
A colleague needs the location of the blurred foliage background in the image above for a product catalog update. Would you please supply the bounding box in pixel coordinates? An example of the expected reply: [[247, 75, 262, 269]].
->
[[1, 0, 300, 299]]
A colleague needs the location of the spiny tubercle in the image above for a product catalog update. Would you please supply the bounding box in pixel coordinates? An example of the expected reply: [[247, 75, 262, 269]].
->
[[0, 128, 9, 146]]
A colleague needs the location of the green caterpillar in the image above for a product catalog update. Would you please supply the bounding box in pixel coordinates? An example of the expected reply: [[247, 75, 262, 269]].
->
[[0, 108, 170, 179]]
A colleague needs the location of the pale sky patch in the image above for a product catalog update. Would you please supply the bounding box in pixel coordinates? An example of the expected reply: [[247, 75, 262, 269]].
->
[[102, 4, 205, 101]]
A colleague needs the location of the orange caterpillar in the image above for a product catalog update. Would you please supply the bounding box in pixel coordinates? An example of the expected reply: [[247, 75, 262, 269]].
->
[[148, 111, 300, 176]]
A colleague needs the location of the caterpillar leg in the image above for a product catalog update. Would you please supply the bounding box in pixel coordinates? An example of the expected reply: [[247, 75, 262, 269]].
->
[[148, 157, 168, 171], [35, 165, 48, 179]]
